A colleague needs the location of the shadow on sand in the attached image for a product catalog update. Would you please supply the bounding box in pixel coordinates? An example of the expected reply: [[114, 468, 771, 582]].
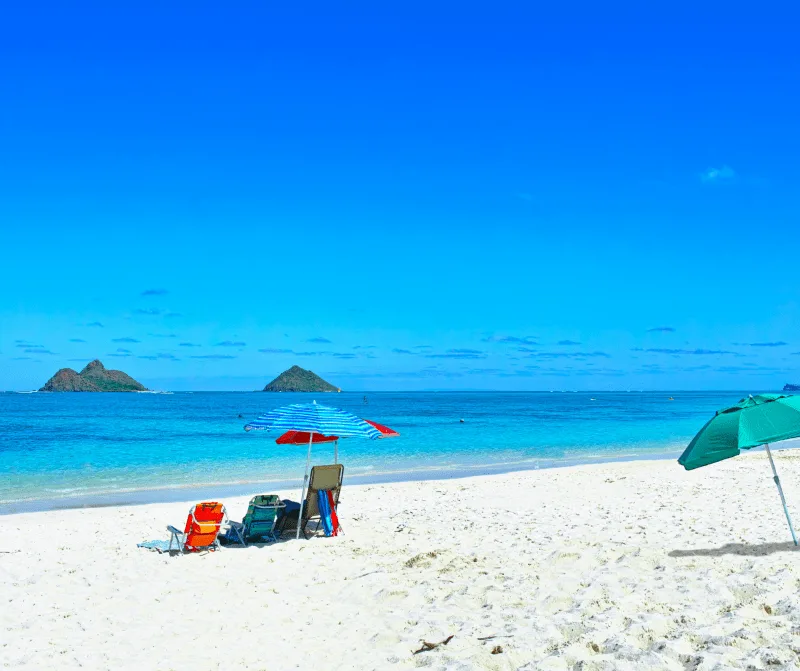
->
[[669, 542, 798, 558]]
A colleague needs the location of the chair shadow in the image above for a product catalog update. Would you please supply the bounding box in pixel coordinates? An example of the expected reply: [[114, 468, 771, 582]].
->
[[669, 542, 798, 558]]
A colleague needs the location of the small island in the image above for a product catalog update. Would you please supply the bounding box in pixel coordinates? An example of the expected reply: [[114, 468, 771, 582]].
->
[[40, 360, 148, 392], [263, 365, 339, 392], [784, 384, 800, 392]]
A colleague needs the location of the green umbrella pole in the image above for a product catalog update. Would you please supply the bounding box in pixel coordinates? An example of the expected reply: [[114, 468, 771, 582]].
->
[[765, 444, 798, 546]]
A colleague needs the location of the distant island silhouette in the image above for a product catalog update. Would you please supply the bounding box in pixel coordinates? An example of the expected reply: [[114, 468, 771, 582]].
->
[[263, 365, 339, 392], [40, 359, 147, 392]]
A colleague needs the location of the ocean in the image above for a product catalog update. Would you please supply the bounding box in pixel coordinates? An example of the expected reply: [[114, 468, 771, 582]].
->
[[0, 390, 765, 513]]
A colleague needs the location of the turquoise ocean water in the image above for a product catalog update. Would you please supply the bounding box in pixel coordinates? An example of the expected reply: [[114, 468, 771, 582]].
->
[[0, 390, 766, 513]]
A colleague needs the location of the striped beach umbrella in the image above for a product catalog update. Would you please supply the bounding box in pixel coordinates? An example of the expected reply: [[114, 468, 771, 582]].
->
[[245, 402, 382, 538], [245, 402, 382, 438]]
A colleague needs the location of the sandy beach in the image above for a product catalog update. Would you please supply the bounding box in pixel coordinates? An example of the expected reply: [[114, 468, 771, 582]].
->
[[3, 453, 800, 670]]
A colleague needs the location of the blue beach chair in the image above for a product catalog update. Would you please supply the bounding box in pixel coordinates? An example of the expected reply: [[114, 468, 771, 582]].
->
[[228, 495, 285, 546]]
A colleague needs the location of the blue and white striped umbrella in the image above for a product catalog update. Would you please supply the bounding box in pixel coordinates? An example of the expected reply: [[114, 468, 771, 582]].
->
[[245, 401, 381, 539], [244, 401, 382, 439]]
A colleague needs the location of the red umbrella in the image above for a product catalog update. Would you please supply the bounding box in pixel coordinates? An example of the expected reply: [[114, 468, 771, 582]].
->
[[275, 430, 338, 445], [274, 420, 397, 464], [364, 419, 399, 438]]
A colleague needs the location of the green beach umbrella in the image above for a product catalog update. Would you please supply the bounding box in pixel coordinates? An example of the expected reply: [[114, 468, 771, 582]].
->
[[679, 393, 800, 545]]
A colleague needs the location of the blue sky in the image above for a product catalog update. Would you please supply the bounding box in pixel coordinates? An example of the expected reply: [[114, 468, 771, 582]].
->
[[2, 3, 799, 391]]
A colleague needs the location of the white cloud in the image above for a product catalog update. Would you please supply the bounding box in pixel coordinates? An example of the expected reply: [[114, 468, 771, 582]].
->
[[700, 165, 736, 183]]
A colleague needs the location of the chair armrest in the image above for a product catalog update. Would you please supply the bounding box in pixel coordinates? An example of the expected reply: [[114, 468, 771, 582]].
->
[[167, 525, 182, 536]]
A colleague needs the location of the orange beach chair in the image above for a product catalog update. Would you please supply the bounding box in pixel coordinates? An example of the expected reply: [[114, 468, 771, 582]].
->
[[167, 502, 228, 553]]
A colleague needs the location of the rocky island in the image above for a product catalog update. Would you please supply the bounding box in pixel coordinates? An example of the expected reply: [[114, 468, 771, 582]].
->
[[263, 365, 339, 392], [784, 384, 800, 392], [40, 360, 148, 392]]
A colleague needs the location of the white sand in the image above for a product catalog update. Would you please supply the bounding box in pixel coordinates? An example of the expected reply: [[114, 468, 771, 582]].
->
[[3, 453, 800, 670]]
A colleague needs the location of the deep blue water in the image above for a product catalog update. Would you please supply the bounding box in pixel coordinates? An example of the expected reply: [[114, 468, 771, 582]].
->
[[0, 390, 759, 512]]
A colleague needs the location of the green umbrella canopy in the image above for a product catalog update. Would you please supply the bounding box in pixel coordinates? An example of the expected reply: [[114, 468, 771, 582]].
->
[[679, 394, 800, 470]]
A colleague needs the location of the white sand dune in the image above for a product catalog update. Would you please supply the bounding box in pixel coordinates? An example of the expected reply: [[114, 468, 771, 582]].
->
[[3, 452, 800, 670]]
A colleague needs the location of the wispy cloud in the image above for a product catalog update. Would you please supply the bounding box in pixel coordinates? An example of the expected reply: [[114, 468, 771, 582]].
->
[[112, 337, 140, 343], [393, 348, 414, 355], [748, 341, 788, 347], [141, 289, 168, 296], [179, 342, 201, 347], [482, 335, 538, 345], [24, 348, 57, 355], [15, 341, 43, 348], [190, 354, 237, 359], [352, 345, 377, 350], [215, 341, 246, 347], [68, 338, 86, 343], [647, 326, 676, 333], [308, 337, 332, 344], [633, 347, 734, 355], [557, 340, 581, 346], [294, 351, 357, 359], [425, 349, 487, 360], [412, 345, 433, 350], [524, 350, 610, 359], [715, 365, 785, 374], [137, 353, 179, 360], [164, 312, 182, 318], [700, 165, 736, 183], [108, 350, 133, 357], [133, 308, 165, 316], [259, 348, 293, 354], [114, 348, 132, 354], [12, 356, 37, 361], [87, 322, 104, 328], [149, 333, 177, 339]]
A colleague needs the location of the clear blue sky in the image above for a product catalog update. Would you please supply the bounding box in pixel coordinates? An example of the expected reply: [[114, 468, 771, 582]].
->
[[2, 2, 799, 391]]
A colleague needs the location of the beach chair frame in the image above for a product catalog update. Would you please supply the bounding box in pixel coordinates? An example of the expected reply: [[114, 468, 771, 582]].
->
[[301, 464, 344, 538], [229, 495, 286, 547], [167, 502, 229, 554]]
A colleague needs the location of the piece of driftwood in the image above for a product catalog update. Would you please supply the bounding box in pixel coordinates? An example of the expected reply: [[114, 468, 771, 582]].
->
[[412, 635, 454, 654]]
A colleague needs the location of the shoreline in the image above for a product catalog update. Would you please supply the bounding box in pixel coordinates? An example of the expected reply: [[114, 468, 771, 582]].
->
[[0, 448, 686, 515]]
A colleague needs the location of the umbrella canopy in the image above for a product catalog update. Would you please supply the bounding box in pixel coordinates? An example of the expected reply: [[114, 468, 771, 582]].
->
[[364, 419, 399, 438], [678, 393, 800, 545], [244, 401, 382, 539], [245, 402, 382, 439], [276, 431, 338, 445], [679, 394, 800, 470]]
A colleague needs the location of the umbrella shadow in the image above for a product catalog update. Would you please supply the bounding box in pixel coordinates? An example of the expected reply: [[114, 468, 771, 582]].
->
[[669, 542, 798, 558]]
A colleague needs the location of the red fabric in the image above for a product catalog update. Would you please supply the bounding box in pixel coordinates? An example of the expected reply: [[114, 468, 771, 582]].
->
[[364, 419, 399, 437], [327, 489, 339, 536], [275, 431, 338, 445], [182, 502, 224, 551]]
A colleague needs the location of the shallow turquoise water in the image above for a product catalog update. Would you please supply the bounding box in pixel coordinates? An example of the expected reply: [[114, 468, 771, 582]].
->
[[0, 390, 759, 512]]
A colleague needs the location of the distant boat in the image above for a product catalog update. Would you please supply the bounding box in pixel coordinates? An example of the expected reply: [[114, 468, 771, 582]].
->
[[16, 390, 37, 394], [668, 397, 675, 401]]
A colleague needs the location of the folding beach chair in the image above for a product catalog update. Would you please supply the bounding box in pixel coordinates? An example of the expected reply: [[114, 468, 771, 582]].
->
[[301, 464, 344, 538], [228, 495, 285, 546], [167, 501, 228, 553]]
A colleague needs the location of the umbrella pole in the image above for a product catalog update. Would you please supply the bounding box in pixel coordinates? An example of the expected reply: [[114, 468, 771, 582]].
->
[[765, 443, 798, 546], [297, 435, 313, 540], [334, 439, 338, 465]]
